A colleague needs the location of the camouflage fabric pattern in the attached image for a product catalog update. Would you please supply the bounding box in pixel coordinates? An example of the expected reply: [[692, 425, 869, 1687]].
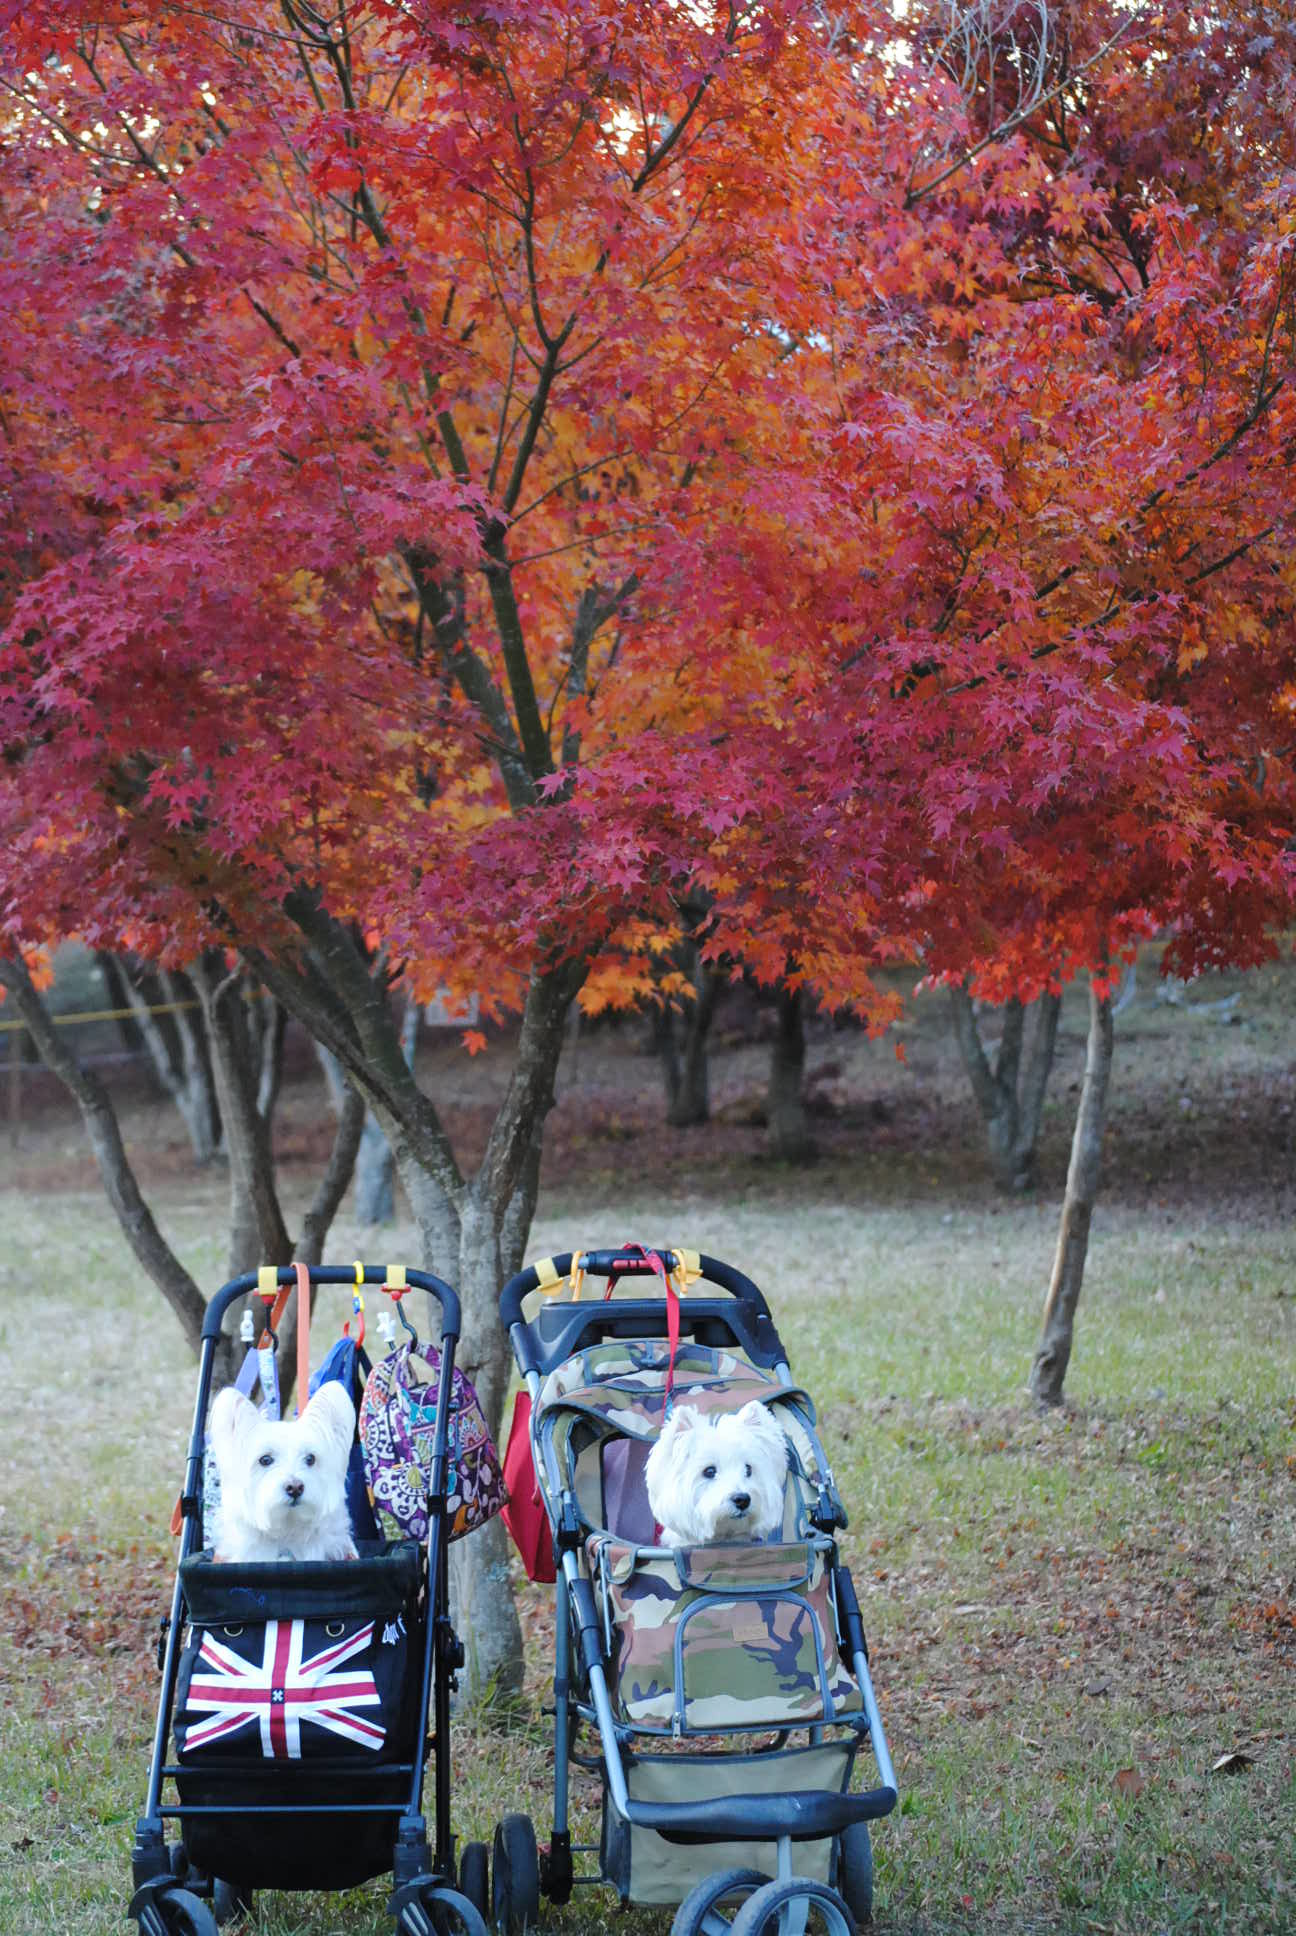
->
[[590, 1535, 862, 1731]]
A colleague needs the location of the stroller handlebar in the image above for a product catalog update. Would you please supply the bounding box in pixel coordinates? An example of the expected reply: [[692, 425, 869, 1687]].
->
[[201, 1264, 461, 1341], [499, 1250, 772, 1331]]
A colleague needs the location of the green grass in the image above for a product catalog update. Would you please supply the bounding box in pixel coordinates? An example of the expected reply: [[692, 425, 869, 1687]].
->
[[1, 954, 1293, 1933]]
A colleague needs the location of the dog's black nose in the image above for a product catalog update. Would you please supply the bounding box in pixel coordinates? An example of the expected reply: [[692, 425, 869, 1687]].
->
[[285, 1480, 304, 1502], [732, 1493, 751, 1513]]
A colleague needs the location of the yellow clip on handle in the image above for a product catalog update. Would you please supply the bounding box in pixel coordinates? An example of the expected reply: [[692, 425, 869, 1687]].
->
[[669, 1247, 702, 1292], [257, 1265, 279, 1301], [385, 1263, 408, 1297], [533, 1256, 561, 1293]]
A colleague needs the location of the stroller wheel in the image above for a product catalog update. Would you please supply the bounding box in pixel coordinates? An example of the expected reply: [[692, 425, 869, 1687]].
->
[[394, 1881, 490, 1936], [149, 1886, 219, 1936], [729, 1878, 857, 1936], [458, 1841, 490, 1921], [212, 1878, 255, 1926], [491, 1813, 540, 1934], [670, 1867, 770, 1936], [834, 1822, 873, 1924]]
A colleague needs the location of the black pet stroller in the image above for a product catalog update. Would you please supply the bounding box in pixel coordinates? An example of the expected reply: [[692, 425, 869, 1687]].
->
[[498, 1245, 899, 1936], [129, 1263, 488, 1936]]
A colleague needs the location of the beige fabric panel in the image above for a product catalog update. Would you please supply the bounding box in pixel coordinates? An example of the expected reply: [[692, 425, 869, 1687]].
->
[[618, 1743, 851, 1905]]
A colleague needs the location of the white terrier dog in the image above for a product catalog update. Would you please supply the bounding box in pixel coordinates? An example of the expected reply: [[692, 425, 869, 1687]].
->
[[207, 1383, 358, 1562], [645, 1402, 789, 1549]]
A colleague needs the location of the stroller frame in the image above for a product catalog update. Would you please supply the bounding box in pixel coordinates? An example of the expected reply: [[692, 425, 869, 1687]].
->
[[129, 1263, 482, 1936], [500, 1246, 898, 1930]]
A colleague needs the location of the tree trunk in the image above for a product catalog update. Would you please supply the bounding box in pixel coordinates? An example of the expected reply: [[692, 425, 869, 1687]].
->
[[950, 982, 1061, 1192], [0, 951, 224, 1372], [116, 957, 223, 1163], [95, 951, 145, 1054], [356, 1001, 420, 1224], [1029, 974, 1115, 1407], [669, 948, 718, 1127], [767, 982, 814, 1161], [192, 956, 292, 1279]]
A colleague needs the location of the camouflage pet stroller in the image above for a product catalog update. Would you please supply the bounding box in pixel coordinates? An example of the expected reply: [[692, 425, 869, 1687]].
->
[[497, 1245, 898, 1936]]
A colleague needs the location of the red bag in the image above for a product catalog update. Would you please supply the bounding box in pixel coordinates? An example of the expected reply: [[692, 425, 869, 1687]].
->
[[500, 1390, 556, 1582]]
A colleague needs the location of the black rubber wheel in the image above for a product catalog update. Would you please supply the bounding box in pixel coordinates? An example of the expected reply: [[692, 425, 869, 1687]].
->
[[158, 1887, 220, 1936], [458, 1841, 490, 1922], [670, 1866, 770, 1936], [730, 1878, 856, 1936], [835, 1822, 873, 1925], [492, 1813, 541, 1935], [396, 1883, 491, 1936], [211, 1878, 254, 1927]]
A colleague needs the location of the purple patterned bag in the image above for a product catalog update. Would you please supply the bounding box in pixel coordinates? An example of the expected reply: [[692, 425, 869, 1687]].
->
[[358, 1343, 506, 1544]]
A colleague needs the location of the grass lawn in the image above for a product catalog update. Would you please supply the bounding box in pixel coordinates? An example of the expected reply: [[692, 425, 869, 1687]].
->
[[0, 954, 1292, 1934]]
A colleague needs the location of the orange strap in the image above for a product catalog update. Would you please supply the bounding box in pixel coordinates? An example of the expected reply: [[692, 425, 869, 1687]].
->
[[293, 1259, 311, 1416]]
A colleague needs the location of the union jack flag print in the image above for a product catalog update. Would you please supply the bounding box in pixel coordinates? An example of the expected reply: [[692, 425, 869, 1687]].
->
[[184, 1620, 385, 1759]]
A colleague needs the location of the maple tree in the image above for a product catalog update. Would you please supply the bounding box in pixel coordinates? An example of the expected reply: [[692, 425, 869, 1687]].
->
[[2, 0, 1294, 1671]]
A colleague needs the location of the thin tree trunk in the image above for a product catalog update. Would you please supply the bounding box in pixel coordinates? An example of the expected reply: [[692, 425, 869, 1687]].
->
[[950, 982, 1060, 1192], [253, 991, 288, 1121], [297, 1083, 366, 1265], [669, 948, 718, 1127], [118, 958, 222, 1163], [767, 982, 814, 1161], [1029, 974, 1115, 1407], [192, 956, 292, 1279], [0, 952, 218, 1367], [356, 999, 420, 1224], [95, 952, 145, 1054]]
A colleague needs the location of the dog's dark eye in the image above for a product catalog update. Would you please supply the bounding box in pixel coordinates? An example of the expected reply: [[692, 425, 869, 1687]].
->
[[303, 1452, 315, 1467], [257, 1452, 274, 1467], [744, 1464, 752, 1478], [702, 1465, 717, 1480]]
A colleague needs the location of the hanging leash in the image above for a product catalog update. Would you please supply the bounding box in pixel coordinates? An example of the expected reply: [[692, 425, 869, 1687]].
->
[[603, 1242, 683, 1417]]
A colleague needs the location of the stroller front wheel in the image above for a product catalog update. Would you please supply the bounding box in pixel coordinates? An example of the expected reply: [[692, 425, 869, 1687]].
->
[[393, 1881, 491, 1936], [670, 1866, 770, 1936], [132, 1884, 219, 1936], [729, 1878, 857, 1936], [491, 1813, 540, 1935], [211, 1878, 254, 1927], [834, 1821, 873, 1925], [457, 1841, 490, 1921]]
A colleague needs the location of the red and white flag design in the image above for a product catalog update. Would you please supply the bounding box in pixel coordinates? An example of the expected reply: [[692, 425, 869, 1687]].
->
[[184, 1619, 385, 1759]]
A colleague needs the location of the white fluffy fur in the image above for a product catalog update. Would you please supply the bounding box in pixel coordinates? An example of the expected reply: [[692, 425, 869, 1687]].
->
[[208, 1383, 358, 1562], [645, 1401, 788, 1549]]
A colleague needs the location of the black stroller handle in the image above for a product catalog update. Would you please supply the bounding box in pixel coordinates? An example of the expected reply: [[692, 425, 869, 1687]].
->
[[201, 1264, 461, 1340], [498, 1249, 772, 1333]]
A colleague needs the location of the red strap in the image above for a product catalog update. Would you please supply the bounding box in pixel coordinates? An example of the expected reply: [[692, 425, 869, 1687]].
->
[[603, 1243, 680, 1411]]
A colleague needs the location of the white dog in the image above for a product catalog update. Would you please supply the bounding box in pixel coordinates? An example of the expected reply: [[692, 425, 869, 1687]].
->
[[645, 1402, 789, 1549], [207, 1383, 358, 1562]]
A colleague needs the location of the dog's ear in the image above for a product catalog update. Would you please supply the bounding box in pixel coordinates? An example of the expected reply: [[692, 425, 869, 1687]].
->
[[646, 1402, 694, 1492], [209, 1385, 257, 1458], [736, 1400, 789, 1467], [302, 1381, 355, 1460]]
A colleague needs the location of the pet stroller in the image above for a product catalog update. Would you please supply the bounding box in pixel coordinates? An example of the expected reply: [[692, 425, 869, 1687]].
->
[[129, 1263, 488, 1936], [497, 1245, 898, 1936]]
